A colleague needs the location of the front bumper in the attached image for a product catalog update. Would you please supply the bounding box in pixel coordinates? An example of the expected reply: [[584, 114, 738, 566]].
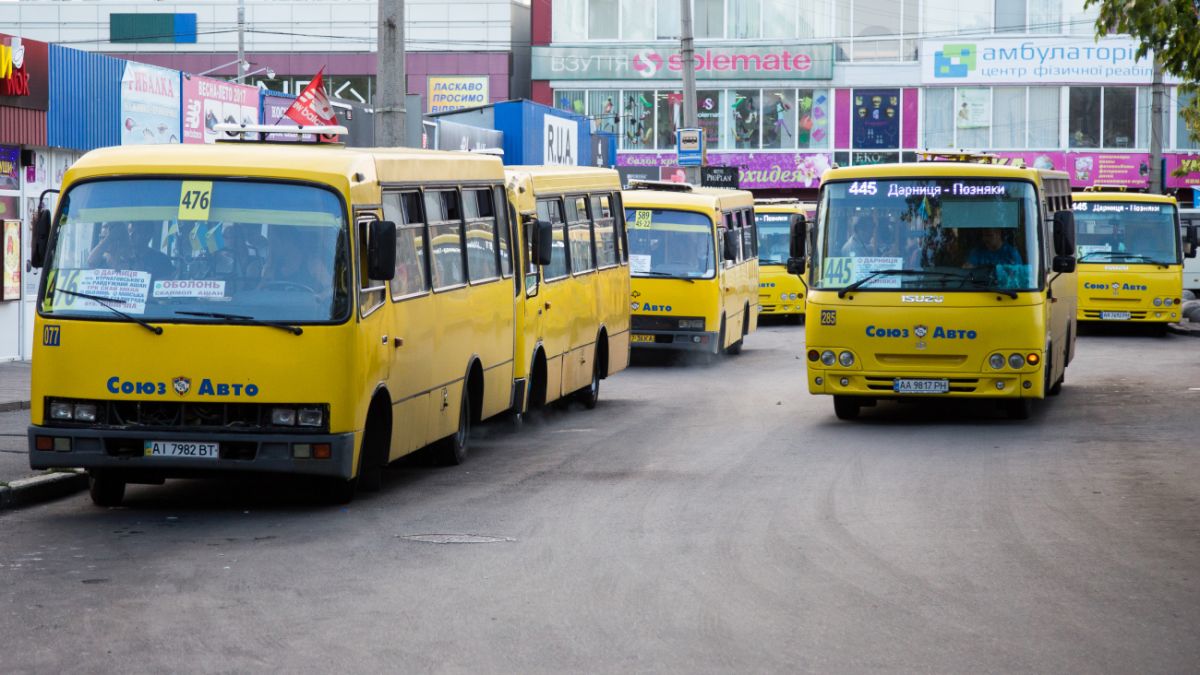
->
[[759, 302, 805, 315], [630, 330, 719, 354], [1077, 307, 1178, 323], [808, 369, 1042, 399], [28, 426, 357, 480]]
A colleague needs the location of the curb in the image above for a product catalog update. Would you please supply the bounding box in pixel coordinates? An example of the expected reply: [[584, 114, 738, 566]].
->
[[0, 400, 31, 413], [1168, 323, 1200, 338], [0, 470, 88, 510]]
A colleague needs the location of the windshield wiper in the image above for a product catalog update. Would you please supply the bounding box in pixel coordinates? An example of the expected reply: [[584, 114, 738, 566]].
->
[[837, 269, 962, 298], [1090, 252, 1172, 268], [53, 288, 162, 335], [635, 271, 697, 283], [963, 277, 1019, 299], [175, 311, 303, 335]]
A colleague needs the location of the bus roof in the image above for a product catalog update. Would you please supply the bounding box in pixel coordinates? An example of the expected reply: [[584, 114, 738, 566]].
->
[[63, 143, 505, 187], [622, 186, 754, 211], [820, 162, 1068, 184], [504, 165, 621, 195], [1071, 191, 1177, 205], [754, 199, 815, 214]]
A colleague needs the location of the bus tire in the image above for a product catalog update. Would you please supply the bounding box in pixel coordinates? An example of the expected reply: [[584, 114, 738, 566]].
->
[[437, 387, 471, 466], [357, 399, 391, 493], [576, 358, 601, 410], [1047, 354, 1064, 396], [1005, 398, 1033, 420], [88, 471, 125, 507], [833, 396, 860, 420], [322, 477, 357, 505]]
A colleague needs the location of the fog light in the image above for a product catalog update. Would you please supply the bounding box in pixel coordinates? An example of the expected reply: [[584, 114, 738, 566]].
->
[[313, 444, 332, 459], [73, 404, 97, 423], [692, 336, 702, 343], [989, 354, 1005, 369], [814, 377, 823, 385], [1171, 312, 1177, 318], [271, 408, 297, 426], [297, 408, 323, 427], [1153, 297, 1163, 307], [35, 436, 53, 451], [839, 377, 849, 386], [995, 381, 1005, 390], [1023, 380, 1032, 389], [1154, 312, 1162, 318], [292, 443, 312, 459], [1008, 353, 1024, 368], [53, 437, 71, 452], [1026, 353, 1040, 366], [820, 350, 836, 366], [807, 349, 820, 361], [838, 351, 855, 367], [50, 401, 73, 420]]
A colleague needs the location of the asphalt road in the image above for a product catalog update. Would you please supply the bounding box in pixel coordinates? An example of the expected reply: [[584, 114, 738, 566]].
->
[[2, 320, 1198, 673]]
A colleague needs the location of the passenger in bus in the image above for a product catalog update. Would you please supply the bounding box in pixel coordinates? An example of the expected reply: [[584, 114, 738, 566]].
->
[[964, 228, 1022, 268], [88, 221, 174, 279], [840, 217, 876, 257], [262, 227, 331, 294]]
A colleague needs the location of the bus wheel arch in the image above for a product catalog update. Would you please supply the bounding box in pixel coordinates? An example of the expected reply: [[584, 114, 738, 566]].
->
[[576, 330, 607, 410], [466, 358, 485, 425], [358, 389, 393, 492], [528, 346, 548, 409]]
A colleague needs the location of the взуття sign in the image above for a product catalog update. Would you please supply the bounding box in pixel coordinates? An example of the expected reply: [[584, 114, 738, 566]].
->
[[533, 43, 833, 81]]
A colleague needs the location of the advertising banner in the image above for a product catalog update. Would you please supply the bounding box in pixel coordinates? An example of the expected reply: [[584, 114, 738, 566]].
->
[[985, 151, 1152, 188], [921, 37, 1175, 85], [261, 93, 299, 141], [955, 88, 990, 129], [121, 62, 181, 145], [427, 76, 489, 113], [0, 145, 18, 190], [0, 34, 49, 110], [618, 152, 833, 190], [852, 89, 900, 150], [181, 75, 258, 144], [436, 119, 502, 152], [2, 219, 19, 300], [1165, 154, 1200, 189], [544, 115, 578, 165], [533, 43, 834, 81]]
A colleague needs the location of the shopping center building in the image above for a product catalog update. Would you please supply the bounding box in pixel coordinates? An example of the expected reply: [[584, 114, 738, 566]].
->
[[531, 0, 1200, 200]]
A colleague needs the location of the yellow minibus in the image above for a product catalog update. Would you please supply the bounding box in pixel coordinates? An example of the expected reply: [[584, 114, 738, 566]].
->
[[1071, 188, 1197, 329], [504, 165, 630, 412], [623, 182, 759, 355], [755, 199, 814, 321], [802, 154, 1078, 420]]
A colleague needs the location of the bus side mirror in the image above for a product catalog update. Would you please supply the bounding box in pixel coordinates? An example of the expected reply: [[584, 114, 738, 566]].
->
[[1052, 211, 1076, 257], [367, 220, 397, 280], [1185, 225, 1198, 259], [723, 230, 738, 261], [1052, 255, 1076, 273], [31, 208, 51, 269], [532, 219, 555, 266], [787, 214, 807, 275]]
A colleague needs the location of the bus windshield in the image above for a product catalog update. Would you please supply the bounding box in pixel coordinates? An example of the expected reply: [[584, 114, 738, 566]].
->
[[41, 178, 351, 323], [625, 208, 715, 279], [813, 178, 1040, 292], [1074, 201, 1179, 264], [755, 212, 792, 265]]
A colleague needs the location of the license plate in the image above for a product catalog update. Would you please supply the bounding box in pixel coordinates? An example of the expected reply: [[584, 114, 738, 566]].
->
[[1100, 311, 1131, 321], [631, 334, 656, 343], [144, 440, 220, 459], [893, 379, 950, 394]]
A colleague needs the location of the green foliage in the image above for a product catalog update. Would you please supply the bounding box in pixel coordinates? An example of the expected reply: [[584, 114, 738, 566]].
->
[[1085, 0, 1200, 146]]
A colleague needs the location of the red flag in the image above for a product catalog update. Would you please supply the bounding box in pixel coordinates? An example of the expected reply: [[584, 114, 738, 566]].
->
[[284, 68, 339, 127]]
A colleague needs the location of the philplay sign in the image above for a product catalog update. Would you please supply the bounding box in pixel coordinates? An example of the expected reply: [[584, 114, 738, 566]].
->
[[532, 44, 833, 81]]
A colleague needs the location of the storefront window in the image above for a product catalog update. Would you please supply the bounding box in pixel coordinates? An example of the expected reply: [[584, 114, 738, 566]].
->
[[656, 91, 684, 150], [589, 91, 621, 135], [554, 0, 587, 41], [836, 0, 918, 61], [728, 0, 762, 39], [1103, 87, 1136, 148], [730, 90, 761, 149], [797, 89, 831, 149], [697, 90, 722, 150], [926, 86, 1060, 149], [1136, 87, 1169, 149], [1029, 87, 1060, 147], [995, 0, 1025, 32], [1176, 91, 1199, 150], [852, 89, 900, 150], [589, 0, 619, 39], [924, 0, 991, 36], [799, 0, 834, 38], [763, 0, 795, 38], [1028, 0, 1059, 33], [1063, 0, 1100, 35], [621, 0, 655, 40], [695, 0, 725, 38], [924, 88, 955, 148], [624, 90, 656, 149], [555, 90, 585, 116], [657, 0, 681, 39], [955, 88, 990, 149], [761, 90, 795, 149], [1069, 87, 1102, 148], [992, 87, 1026, 148]]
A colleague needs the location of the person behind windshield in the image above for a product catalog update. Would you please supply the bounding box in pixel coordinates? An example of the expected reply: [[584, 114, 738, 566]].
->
[[840, 216, 875, 257], [261, 226, 331, 293], [87, 221, 174, 278], [964, 228, 1021, 268]]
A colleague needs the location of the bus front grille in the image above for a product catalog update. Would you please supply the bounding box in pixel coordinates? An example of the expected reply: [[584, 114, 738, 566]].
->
[[864, 377, 981, 393]]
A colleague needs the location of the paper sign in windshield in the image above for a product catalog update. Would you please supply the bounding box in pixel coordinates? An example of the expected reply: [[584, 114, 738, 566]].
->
[[53, 269, 151, 314], [153, 279, 226, 298], [178, 181, 213, 221], [632, 210, 653, 229], [629, 254, 652, 274], [821, 256, 903, 288]]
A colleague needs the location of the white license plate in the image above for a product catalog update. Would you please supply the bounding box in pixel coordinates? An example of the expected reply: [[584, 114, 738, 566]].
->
[[893, 379, 950, 394], [1100, 311, 1131, 321], [144, 440, 220, 459]]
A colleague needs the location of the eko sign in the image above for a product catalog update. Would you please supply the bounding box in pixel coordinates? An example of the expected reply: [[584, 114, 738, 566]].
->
[[533, 43, 833, 81], [921, 37, 1174, 85]]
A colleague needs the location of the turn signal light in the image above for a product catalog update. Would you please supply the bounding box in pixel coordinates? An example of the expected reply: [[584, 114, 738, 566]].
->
[[36, 436, 53, 451], [1026, 353, 1040, 365], [807, 349, 820, 361], [313, 444, 332, 460]]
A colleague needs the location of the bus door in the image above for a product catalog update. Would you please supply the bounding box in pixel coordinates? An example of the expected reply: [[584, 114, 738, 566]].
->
[[381, 191, 435, 459], [563, 194, 599, 394], [355, 206, 391, 389], [534, 197, 572, 403]]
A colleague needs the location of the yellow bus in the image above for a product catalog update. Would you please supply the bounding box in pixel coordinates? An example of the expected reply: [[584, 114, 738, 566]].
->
[[1071, 188, 1196, 329], [623, 182, 759, 355], [803, 154, 1078, 420], [504, 165, 630, 412], [26, 131, 615, 505], [755, 199, 814, 321]]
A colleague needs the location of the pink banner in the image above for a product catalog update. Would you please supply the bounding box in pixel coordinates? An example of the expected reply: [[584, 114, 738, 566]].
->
[[619, 152, 833, 189], [1165, 154, 1200, 189], [181, 76, 259, 144], [989, 151, 1151, 188]]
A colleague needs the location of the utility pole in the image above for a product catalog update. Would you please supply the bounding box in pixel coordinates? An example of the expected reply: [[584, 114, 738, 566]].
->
[[376, 0, 407, 147], [235, 0, 245, 83], [679, 0, 700, 184], [1149, 55, 1164, 194]]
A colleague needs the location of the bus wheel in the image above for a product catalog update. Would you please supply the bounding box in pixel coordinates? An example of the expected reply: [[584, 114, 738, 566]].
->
[[1005, 398, 1032, 420], [833, 396, 860, 420], [1047, 356, 1064, 396], [322, 477, 357, 505], [576, 361, 601, 410], [725, 338, 744, 355], [438, 388, 471, 466], [88, 471, 125, 507]]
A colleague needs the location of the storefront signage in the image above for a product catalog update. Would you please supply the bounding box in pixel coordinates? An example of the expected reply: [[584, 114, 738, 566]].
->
[[261, 93, 299, 141], [985, 151, 1152, 188], [121, 62, 181, 145], [533, 44, 834, 81], [619, 152, 832, 190], [852, 89, 900, 150], [0, 34, 49, 110], [1165, 154, 1200, 189], [544, 115, 578, 166], [181, 75, 258, 144], [701, 166, 739, 188], [921, 37, 1174, 85], [0, 145, 18, 190], [2, 219, 19, 301], [427, 76, 489, 114]]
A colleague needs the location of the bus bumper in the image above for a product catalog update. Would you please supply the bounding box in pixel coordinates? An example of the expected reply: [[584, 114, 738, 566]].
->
[[1077, 308, 1178, 323], [630, 330, 720, 354], [28, 425, 358, 480], [759, 302, 805, 315], [807, 370, 1043, 399]]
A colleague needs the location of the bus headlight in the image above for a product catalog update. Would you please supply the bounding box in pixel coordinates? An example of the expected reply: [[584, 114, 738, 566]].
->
[[820, 350, 836, 366], [50, 401, 74, 420], [73, 404, 98, 423], [1153, 298, 1163, 306], [1163, 298, 1173, 306], [780, 292, 788, 300], [271, 407, 297, 426], [838, 351, 855, 367], [989, 354, 1005, 369], [1008, 353, 1025, 369], [297, 408, 324, 427]]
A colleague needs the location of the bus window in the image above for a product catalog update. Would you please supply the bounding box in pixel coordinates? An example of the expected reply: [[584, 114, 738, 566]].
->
[[538, 198, 569, 280], [425, 190, 466, 289], [567, 195, 595, 273], [612, 191, 628, 263], [384, 191, 429, 297], [494, 186, 512, 278], [592, 194, 618, 268], [740, 209, 756, 259], [464, 188, 499, 283]]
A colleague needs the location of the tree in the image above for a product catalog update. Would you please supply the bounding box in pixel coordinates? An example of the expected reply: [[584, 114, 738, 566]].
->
[[1086, 0, 1200, 145]]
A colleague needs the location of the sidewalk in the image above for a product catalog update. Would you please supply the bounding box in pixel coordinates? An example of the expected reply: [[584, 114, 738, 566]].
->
[[0, 360, 87, 508]]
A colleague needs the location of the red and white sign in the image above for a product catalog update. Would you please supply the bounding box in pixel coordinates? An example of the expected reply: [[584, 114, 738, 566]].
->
[[285, 68, 339, 127]]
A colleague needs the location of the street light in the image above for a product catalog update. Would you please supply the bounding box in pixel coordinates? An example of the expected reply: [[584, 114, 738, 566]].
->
[[195, 58, 249, 77], [243, 67, 277, 80]]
